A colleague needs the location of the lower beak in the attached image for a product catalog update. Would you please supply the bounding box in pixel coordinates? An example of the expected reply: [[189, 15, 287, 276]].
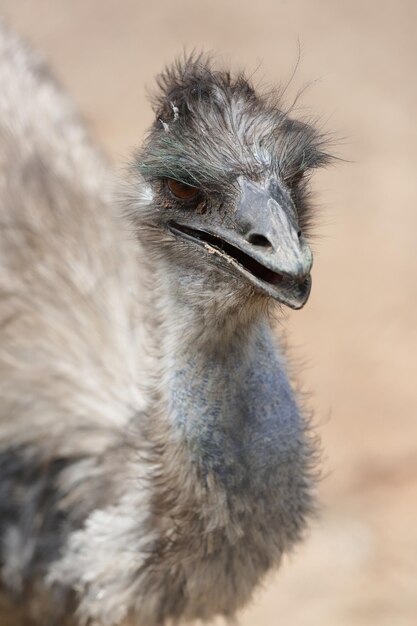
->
[[167, 221, 312, 309]]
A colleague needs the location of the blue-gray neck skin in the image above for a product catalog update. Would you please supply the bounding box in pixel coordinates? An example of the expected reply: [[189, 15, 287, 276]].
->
[[159, 270, 305, 497]]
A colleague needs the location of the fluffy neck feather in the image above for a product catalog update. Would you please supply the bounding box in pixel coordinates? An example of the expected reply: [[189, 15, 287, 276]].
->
[[150, 258, 306, 495]]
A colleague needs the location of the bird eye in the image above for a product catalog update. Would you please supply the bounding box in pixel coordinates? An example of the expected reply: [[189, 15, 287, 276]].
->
[[166, 179, 199, 201]]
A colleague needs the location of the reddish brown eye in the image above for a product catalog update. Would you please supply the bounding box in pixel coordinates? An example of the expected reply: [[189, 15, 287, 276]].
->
[[166, 178, 199, 201]]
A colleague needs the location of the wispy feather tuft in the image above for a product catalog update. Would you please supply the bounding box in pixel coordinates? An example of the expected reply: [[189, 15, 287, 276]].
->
[[136, 54, 333, 212]]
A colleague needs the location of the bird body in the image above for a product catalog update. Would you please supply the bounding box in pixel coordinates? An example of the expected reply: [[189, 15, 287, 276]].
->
[[0, 23, 330, 626]]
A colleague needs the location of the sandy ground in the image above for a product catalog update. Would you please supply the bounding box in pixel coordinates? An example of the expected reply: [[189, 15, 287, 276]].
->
[[0, 1, 416, 624]]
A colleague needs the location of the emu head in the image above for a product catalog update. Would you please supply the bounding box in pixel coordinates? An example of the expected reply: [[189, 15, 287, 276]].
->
[[133, 56, 331, 311]]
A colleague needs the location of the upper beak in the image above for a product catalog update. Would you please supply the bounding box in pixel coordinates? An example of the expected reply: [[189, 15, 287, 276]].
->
[[168, 178, 313, 309], [236, 178, 312, 278]]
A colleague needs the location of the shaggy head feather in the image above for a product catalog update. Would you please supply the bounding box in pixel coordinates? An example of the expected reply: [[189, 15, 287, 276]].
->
[[137, 54, 332, 233]]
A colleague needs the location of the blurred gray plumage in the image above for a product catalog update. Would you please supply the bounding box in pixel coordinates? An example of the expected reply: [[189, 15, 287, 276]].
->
[[0, 23, 331, 626]]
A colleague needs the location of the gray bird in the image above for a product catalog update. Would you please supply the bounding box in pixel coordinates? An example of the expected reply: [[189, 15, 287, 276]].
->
[[0, 22, 332, 626]]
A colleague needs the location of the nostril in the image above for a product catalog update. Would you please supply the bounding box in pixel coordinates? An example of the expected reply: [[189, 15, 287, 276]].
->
[[297, 230, 302, 239], [247, 233, 272, 248]]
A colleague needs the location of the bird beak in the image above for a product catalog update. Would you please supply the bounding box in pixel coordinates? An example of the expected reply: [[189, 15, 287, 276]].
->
[[232, 178, 313, 307], [168, 178, 313, 309]]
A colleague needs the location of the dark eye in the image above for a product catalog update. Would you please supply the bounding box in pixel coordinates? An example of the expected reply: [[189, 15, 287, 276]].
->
[[166, 179, 199, 201]]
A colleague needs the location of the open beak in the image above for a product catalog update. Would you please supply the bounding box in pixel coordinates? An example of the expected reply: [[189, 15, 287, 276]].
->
[[168, 178, 313, 309]]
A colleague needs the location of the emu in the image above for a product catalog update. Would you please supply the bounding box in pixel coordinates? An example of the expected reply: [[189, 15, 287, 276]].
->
[[0, 23, 331, 626]]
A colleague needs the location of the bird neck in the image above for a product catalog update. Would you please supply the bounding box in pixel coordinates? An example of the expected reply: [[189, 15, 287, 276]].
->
[[151, 268, 304, 493]]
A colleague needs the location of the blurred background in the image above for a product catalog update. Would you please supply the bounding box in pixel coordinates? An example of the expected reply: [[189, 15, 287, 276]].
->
[[1, 1, 415, 624]]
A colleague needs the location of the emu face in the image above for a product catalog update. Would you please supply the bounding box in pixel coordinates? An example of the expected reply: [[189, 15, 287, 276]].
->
[[135, 58, 331, 309]]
